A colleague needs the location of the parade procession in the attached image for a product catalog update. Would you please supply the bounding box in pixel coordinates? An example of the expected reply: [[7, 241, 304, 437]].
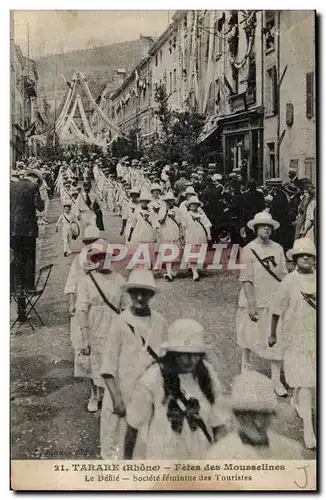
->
[[10, 10, 316, 468]]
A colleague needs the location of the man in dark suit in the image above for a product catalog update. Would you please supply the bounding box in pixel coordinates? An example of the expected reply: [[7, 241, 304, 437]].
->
[[10, 170, 44, 323]]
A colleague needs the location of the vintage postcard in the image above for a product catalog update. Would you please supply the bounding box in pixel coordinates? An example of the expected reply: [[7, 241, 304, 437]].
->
[[10, 9, 317, 491]]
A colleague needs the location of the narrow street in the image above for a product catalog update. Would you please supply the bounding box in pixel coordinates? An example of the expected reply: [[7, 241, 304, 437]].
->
[[10, 194, 316, 460]]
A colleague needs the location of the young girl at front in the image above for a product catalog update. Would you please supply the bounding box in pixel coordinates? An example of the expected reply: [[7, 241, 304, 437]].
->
[[269, 238, 316, 449], [124, 318, 227, 459], [56, 201, 77, 256]]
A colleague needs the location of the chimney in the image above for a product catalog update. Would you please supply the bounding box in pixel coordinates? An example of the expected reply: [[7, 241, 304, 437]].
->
[[139, 35, 155, 59], [113, 69, 127, 89]]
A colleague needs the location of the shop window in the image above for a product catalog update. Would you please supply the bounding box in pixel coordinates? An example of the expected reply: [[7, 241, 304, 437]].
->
[[265, 11, 276, 52], [265, 66, 278, 115], [267, 142, 277, 177], [306, 72, 314, 119], [304, 157, 316, 184], [173, 69, 177, 91]]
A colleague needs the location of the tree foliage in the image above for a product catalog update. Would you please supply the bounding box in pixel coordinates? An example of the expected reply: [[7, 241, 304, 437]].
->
[[38, 132, 64, 162], [147, 84, 208, 164], [110, 126, 144, 161]]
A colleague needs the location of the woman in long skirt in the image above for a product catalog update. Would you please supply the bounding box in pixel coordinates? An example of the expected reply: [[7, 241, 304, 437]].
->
[[269, 238, 316, 449], [64, 226, 101, 379], [76, 240, 126, 412], [157, 191, 183, 281], [100, 269, 168, 459], [124, 319, 228, 459], [236, 212, 288, 396], [182, 195, 212, 281]]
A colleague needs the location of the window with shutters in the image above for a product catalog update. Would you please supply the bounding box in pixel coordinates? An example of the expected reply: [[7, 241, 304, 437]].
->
[[306, 72, 314, 119], [265, 66, 278, 115], [173, 69, 177, 91], [304, 157, 316, 183], [169, 72, 172, 94]]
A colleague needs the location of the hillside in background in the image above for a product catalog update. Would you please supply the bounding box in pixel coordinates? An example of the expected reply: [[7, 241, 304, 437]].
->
[[36, 39, 145, 113]]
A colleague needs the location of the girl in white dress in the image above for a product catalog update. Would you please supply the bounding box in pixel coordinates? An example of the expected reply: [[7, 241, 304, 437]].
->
[[64, 226, 101, 380], [128, 191, 158, 244], [125, 319, 227, 459], [100, 269, 168, 459], [120, 187, 140, 243], [148, 183, 165, 217], [236, 212, 288, 396], [206, 371, 303, 459], [76, 241, 126, 413], [157, 191, 183, 281], [269, 238, 316, 449], [183, 195, 212, 281]]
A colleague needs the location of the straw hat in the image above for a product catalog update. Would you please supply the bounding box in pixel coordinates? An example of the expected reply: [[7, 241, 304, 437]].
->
[[62, 200, 72, 207], [131, 159, 139, 166], [82, 226, 101, 242], [185, 186, 196, 195], [265, 177, 282, 186], [129, 187, 140, 195], [161, 319, 211, 354], [224, 371, 277, 413], [181, 161, 188, 167], [139, 190, 152, 202], [124, 268, 157, 293], [25, 169, 43, 181], [212, 173, 222, 182], [150, 183, 162, 192], [208, 163, 217, 168], [185, 195, 202, 207], [163, 191, 176, 201], [287, 238, 316, 260], [247, 211, 280, 231]]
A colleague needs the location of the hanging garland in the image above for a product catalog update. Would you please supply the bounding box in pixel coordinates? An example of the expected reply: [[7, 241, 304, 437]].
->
[[225, 11, 257, 71]]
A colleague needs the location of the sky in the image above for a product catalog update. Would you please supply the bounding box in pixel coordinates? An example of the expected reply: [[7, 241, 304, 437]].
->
[[12, 10, 173, 59]]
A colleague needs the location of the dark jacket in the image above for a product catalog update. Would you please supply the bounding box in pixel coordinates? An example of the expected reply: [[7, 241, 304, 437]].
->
[[10, 179, 44, 238]]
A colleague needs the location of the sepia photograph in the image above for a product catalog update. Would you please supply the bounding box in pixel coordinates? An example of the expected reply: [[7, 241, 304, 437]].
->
[[10, 8, 317, 491]]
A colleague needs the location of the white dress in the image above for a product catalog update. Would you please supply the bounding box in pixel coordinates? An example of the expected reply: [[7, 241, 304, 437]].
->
[[64, 254, 88, 377], [183, 210, 212, 245], [236, 238, 287, 359], [76, 270, 125, 386], [271, 269, 316, 387], [100, 308, 168, 459], [127, 361, 227, 459], [122, 201, 140, 243], [129, 209, 158, 243]]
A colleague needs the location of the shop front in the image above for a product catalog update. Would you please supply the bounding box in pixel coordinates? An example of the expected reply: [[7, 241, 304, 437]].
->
[[221, 106, 264, 184]]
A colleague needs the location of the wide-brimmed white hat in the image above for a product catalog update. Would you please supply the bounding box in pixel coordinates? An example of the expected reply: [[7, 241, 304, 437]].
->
[[247, 211, 280, 231], [186, 195, 202, 207], [129, 187, 140, 195], [82, 226, 101, 241], [150, 183, 162, 192], [131, 159, 139, 165], [62, 200, 72, 207], [185, 186, 196, 195], [161, 319, 211, 354], [124, 268, 157, 293], [223, 371, 277, 413], [208, 163, 217, 168], [287, 238, 316, 260], [212, 173, 222, 182], [25, 169, 43, 181], [163, 191, 176, 201], [139, 190, 152, 201]]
